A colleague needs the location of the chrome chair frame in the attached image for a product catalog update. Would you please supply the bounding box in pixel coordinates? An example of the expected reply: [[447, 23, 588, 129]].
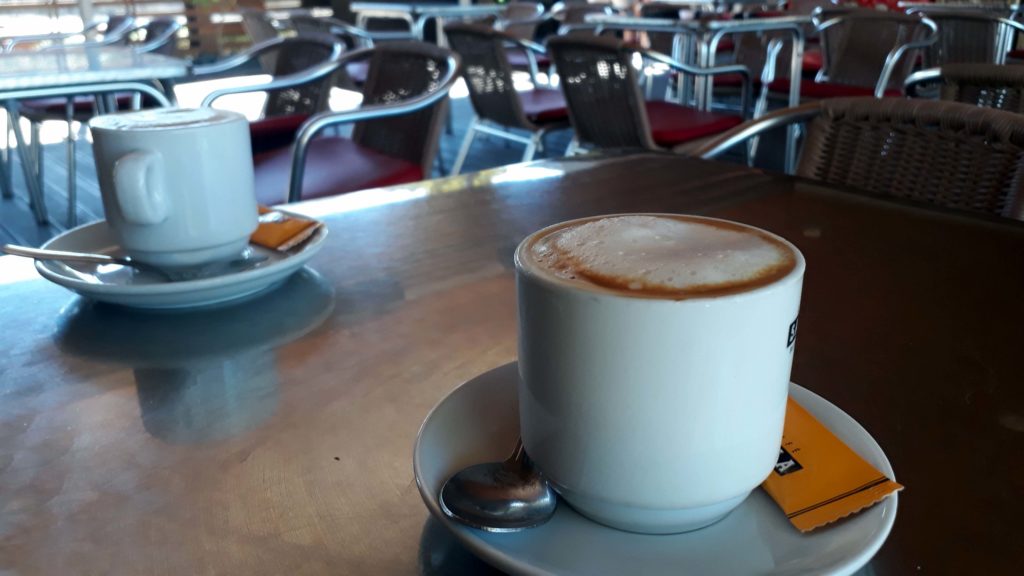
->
[[2, 16, 135, 52], [199, 45, 461, 202]]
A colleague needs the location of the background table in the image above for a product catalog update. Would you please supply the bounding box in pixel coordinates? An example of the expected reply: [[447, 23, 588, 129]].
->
[[1, 154, 1022, 574], [0, 45, 188, 224]]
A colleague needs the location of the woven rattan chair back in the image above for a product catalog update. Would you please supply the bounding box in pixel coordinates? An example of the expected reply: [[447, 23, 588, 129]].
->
[[938, 63, 1024, 113], [445, 23, 534, 129], [912, 11, 1019, 66], [798, 98, 1024, 219], [260, 38, 338, 118], [547, 35, 656, 150], [288, 15, 348, 46], [815, 9, 930, 90], [352, 42, 456, 176]]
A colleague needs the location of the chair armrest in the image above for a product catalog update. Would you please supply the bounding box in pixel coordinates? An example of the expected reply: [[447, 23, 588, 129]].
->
[[904, 67, 941, 97], [694, 101, 820, 160], [133, 20, 184, 54], [192, 38, 336, 77], [876, 16, 938, 98], [644, 50, 752, 118], [199, 43, 354, 107], [287, 52, 462, 202]]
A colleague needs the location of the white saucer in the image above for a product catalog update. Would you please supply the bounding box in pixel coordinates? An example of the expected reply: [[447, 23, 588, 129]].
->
[[35, 220, 327, 310], [414, 363, 899, 576]]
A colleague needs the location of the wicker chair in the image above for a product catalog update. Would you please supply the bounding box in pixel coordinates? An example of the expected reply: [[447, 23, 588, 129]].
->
[[445, 23, 569, 174], [696, 97, 1024, 220], [547, 35, 750, 153], [901, 8, 1024, 67], [497, 2, 549, 76], [205, 43, 461, 204], [906, 64, 1024, 114], [287, 14, 418, 86], [759, 8, 937, 108], [193, 37, 343, 155]]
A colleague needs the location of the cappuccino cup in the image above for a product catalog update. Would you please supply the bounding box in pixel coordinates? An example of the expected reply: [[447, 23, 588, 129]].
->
[[515, 214, 805, 534], [89, 108, 258, 267]]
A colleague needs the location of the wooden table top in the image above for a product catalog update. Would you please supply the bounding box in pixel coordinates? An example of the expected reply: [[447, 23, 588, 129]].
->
[[1, 153, 1022, 574]]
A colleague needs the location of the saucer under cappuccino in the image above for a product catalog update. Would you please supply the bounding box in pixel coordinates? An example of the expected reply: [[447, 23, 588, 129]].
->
[[90, 108, 258, 267], [515, 214, 805, 534]]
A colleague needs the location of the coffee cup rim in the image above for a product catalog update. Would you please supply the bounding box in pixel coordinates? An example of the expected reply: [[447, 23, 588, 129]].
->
[[514, 213, 806, 302], [89, 107, 247, 133]]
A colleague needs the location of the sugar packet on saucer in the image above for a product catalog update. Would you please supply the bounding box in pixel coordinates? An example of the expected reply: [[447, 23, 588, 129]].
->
[[251, 206, 323, 251], [762, 398, 904, 532]]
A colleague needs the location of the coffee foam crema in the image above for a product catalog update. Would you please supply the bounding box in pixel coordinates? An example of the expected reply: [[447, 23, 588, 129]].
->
[[89, 107, 242, 131], [524, 215, 797, 298]]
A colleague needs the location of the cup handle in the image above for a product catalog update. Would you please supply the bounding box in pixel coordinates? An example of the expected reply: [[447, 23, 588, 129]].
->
[[112, 150, 167, 225]]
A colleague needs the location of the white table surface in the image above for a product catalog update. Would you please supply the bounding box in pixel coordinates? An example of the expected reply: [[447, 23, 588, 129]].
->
[[0, 46, 189, 93]]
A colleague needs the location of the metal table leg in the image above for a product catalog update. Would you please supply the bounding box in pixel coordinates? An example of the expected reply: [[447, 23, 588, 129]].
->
[[4, 100, 48, 224]]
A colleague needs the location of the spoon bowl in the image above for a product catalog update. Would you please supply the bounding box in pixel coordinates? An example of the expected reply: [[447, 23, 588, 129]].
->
[[439, 439, 557, 532]]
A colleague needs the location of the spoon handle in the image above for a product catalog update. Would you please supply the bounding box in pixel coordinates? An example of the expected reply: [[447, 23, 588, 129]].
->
[[3, 244, 124, 266]]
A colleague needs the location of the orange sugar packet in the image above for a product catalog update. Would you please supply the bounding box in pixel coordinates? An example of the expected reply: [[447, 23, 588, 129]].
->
[[762, 397, 903, 532], [251, 206, 322, 251]]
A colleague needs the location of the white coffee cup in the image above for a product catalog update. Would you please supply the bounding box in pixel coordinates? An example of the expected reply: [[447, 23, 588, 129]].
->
[[89, 108, 258, 267], [515, 214, 805, 534]]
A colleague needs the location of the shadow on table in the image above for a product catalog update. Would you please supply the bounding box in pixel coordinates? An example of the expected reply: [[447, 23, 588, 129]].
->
[[419, 516, 507, 576], [52, 268, 335, 444]]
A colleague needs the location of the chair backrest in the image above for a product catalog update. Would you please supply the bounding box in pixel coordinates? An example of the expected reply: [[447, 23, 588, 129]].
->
[[260, 38, 339, 118], [547, 35, 657, 150], [814, 8, 933, 91], [288, 14, 346, 46], [444, 23, 534, 129], [353, 42, 458, 176], [797, 98, 1024, 219], [909, 11, 1020, 66], [937, 63, 1024, 113]]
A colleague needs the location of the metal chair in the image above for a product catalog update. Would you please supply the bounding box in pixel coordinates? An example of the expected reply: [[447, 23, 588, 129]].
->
[[696, 97, 1024, 220], [445, 23, 570, 174], [759, 8, 937, 106], [547, 35, 750, 153], [288, 14, 418, 86], [193, 37, 343, 155], [204, 43, 461, 204], [907, 63, 1024, 113], [901, 8, 1024, 67]]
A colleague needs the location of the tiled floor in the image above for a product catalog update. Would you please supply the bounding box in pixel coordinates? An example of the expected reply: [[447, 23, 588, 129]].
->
[[0, 86, 575, 247]]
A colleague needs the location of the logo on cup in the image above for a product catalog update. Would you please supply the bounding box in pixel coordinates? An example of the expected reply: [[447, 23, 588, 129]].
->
[[787, 317, 799, 350]]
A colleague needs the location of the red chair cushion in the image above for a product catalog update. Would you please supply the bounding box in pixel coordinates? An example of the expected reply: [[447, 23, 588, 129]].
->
[[249, 114, 310, 155], [767, 78, 902, 99], [712, 73, 761, 87], [1008, 49, 1024, 61], [519, 88, 568, 123], [253, 136, 423, 204], [506, 48, 552, 70], [643, 101, 744, 146], [803, 49, 823, 74]]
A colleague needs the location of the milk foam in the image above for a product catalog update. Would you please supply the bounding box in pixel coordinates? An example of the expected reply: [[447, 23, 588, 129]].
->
[[89, 108, 241, 131], [528, 215, 795, 296]]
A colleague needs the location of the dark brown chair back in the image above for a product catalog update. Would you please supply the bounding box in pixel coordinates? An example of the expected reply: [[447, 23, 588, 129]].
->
[[261, 38, 339, 118], [353, 42, 457, 176], [444, 23, 533, 129], [815, 9, 932, 90], [912, 11, 1019, 66], [547, 35, 656, 150], [798, 98, 1024, 219], [938, 63, 1024, 114]]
